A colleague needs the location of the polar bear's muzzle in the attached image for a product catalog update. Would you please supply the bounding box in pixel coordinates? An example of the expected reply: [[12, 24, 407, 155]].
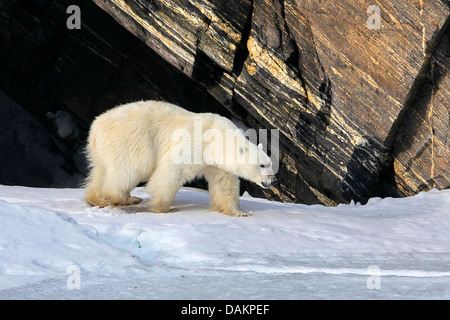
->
[[261, 176, 278, 189]]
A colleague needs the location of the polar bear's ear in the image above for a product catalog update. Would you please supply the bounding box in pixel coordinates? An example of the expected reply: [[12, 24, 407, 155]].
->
[[258, 143, 263, 150]]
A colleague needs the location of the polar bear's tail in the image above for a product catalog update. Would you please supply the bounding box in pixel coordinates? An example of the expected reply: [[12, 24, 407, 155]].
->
[[83, 133, 104, 206]]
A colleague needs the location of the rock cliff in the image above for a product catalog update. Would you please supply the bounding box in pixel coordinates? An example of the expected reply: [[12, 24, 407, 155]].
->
[[92, 0, 450, 204], [1, 0, 448, 204]]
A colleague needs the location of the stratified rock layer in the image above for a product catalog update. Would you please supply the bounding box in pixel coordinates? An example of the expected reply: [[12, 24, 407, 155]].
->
[[93, 0, 449, 204], [393, 30, 450, 196]]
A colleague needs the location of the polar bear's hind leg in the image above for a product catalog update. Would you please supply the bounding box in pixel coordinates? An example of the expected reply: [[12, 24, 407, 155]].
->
[[85, 165, 108, 207]]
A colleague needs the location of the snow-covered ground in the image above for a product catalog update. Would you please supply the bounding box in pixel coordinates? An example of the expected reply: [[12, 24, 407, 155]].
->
[[0, 184, 449, 299]]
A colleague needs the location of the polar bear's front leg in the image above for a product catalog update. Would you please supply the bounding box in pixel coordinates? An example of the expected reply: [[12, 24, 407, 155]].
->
[[203, 166, 247, 217]]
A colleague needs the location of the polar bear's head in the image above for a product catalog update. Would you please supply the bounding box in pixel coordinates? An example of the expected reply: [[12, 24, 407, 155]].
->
[[208, 128, 278, 189], [236, 141, 278, 189]]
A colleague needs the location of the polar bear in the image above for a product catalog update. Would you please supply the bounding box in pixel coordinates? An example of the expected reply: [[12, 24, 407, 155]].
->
[[84, 100, 277, 216]]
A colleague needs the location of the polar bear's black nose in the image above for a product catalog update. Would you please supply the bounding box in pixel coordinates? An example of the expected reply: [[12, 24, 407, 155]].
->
[[262, 176, 278, 189]]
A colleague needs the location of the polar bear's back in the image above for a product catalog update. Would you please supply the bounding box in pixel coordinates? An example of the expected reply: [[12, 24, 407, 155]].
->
[[97, 100, 192, 125], [87, 101, 198, 175], [90, 100, 194, 140]]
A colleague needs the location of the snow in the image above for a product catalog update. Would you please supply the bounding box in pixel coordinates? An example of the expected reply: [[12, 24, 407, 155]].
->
[[47, 111, 79, 139], [0, 184, 449, 299]]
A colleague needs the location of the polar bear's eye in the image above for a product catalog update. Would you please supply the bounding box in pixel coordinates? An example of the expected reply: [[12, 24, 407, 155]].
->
[[260, 164, 266, 168]]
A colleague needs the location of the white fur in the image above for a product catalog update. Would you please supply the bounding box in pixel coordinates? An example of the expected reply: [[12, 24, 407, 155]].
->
[[84, 100, 275, 216]]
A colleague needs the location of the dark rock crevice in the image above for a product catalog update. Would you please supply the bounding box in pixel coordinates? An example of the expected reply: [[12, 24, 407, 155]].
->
[[0, 0, 237, 187], [231, 0, 254, 78]]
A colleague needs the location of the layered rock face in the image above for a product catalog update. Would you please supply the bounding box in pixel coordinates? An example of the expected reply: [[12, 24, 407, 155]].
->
[[1, 0, 448, 204], [393, 30, 450, 196], [93, 0, 449, 204]]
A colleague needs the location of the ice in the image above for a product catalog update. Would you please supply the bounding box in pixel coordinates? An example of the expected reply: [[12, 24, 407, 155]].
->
[[0, 184, 449, 299], [47, 111, 79, 139]]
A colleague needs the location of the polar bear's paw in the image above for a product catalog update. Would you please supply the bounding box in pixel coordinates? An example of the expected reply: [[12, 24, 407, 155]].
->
[[223, 209, 250, 217], [127, 196, 143, 205], [151, 206, 179, 214]]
